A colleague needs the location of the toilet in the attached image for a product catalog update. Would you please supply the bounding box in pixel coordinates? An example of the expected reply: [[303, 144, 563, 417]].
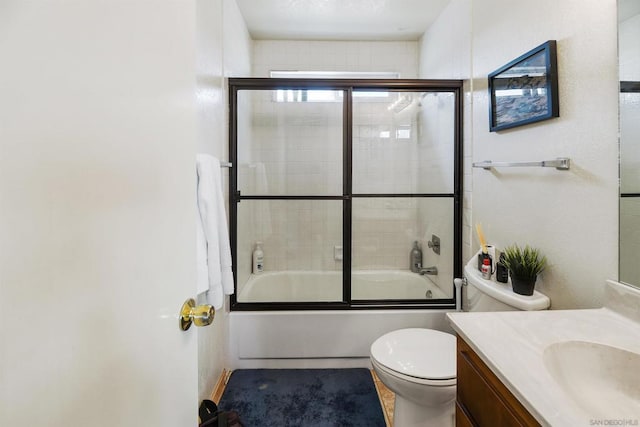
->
[[370, 253, 551, 427]]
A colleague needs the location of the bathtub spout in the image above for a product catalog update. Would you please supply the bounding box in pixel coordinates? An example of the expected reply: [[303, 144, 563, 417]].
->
[[418, 266, 438, 276]]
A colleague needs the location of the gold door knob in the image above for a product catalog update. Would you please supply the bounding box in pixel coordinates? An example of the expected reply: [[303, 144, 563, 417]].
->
[[179, 298, 215, 331]]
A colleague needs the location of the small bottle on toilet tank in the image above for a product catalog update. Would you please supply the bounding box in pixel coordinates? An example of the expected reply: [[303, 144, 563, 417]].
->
[[496, 253, 509, 283], [481, 257, 492, 280], [253, 241, 264, 274]]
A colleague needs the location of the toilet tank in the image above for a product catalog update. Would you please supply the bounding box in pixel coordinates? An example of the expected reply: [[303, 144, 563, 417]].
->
[[463, 253, 550, 312]]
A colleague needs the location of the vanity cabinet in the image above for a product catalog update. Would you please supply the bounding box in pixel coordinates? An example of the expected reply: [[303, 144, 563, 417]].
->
[[456, 337, 540, 427]]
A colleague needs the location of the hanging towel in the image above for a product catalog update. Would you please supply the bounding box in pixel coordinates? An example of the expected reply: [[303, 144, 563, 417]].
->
[[196, 154, 234, 309]]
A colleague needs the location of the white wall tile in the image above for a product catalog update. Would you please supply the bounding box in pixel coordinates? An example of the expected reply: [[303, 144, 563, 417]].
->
[[252, 40, 418, 77]]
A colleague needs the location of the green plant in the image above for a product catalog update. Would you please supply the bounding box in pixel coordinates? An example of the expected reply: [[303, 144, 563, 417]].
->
[[501, 244, 547, 278]]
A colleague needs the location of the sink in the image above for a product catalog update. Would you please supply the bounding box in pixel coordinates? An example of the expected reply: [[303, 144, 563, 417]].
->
[[543, 341, 640, 417]]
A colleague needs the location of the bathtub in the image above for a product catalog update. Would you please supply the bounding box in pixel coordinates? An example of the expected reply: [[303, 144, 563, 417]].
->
[[237, 270, 448, 302], [230, 270, 454, 369]]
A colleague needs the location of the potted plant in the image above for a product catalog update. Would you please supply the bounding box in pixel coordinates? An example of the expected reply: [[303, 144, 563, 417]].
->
[[501, 244, 547, 296]]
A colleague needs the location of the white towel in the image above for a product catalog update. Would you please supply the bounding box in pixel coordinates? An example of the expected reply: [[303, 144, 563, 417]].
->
[[196, 154, 234, 309]]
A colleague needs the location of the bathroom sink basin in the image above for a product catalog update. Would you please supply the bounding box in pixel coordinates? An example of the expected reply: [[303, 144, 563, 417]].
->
[[543, 341, 640, 417]]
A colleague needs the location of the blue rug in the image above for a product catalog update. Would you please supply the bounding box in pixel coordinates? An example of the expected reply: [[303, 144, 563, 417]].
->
[[217, 368, 386, 427]]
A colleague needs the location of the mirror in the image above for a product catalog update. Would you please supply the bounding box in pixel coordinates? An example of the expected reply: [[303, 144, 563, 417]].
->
[[619, 0, 640, 288]]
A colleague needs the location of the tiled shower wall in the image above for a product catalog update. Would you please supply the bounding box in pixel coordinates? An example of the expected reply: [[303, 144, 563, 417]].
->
[[252, 40, 419, 78], [237, 90, 343, 292], [237, 40, 455, 297]]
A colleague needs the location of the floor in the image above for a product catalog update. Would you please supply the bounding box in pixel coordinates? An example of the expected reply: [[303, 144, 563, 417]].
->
[[211, 369, 396, 427], [371, 370, 396, 427]]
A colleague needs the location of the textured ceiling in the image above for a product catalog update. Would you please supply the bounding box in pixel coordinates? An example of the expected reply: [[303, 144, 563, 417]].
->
[[235, 0, 451, 41]]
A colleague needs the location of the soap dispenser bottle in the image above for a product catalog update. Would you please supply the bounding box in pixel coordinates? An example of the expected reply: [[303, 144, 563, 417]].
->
[[253, 241, 264, 274], [410, 241, 422, 273]]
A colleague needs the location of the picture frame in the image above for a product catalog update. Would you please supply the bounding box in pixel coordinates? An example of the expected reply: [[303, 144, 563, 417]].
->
[[488, 40, 559, 132]]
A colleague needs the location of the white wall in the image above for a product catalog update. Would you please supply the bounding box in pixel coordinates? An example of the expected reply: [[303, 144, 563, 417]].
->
[[419, 0, 472, 81], [422, 0, 619, 309], [196, 0, 252, 401], [473, 0, 618, 309], [223, 0, 253, 82]]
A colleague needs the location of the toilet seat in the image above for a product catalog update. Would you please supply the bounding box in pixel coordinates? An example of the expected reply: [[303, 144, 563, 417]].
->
[[370, 328, 456, 386]]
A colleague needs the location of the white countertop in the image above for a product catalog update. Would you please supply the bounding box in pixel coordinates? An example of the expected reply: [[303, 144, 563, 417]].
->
[[447, 280, 640, 426]]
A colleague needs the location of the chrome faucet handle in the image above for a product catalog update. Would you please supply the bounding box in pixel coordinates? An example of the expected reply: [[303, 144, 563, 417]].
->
[[419, 266, 438, 276], [427, 234, 441, 255]]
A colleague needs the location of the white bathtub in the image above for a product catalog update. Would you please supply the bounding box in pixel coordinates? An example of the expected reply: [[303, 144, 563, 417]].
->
[[237, 270, 447, 302], [230, 270, 454, 369]]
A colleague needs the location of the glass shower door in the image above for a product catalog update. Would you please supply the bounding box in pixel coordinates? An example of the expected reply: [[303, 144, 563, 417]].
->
[[234, 88, 344, 303], [351, 90, 457, 302], [229, 78, 462, 309], [620, 85, 640, 285]]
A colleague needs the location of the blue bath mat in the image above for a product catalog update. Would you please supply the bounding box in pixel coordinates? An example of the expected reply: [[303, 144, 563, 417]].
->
[[217, 368, 385, 427]]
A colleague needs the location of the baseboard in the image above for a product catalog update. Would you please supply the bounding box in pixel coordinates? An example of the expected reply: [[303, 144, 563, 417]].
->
[[210, 369, 232, 403]]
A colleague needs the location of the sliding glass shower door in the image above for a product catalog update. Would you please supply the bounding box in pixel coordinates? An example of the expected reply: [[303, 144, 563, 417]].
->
[[233, 87, 345, 304], [351, 90, 456, 301], [229, 79, 462, 309]]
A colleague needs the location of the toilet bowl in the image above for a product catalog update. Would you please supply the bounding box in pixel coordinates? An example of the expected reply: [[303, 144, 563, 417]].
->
[[370, 328, 456, 427], [370, 251, 551, 427]]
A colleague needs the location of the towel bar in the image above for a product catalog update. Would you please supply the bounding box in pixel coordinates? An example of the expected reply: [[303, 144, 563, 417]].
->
[[472, 157, 570, 171]]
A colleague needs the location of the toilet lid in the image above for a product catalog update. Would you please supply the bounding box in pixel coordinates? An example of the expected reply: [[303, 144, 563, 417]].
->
[[370, 328, 456, 380]]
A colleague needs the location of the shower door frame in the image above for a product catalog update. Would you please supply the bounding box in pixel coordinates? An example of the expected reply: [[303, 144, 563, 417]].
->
[[228, 78, 463, 311], [620, 80, 640, 284]]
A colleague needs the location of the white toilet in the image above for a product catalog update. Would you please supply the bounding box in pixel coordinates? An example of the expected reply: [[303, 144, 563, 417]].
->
[[370, 254, 550, 427]]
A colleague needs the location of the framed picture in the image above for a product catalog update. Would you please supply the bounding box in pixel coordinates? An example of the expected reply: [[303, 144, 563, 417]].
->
[[488, 40, 559, 132]]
